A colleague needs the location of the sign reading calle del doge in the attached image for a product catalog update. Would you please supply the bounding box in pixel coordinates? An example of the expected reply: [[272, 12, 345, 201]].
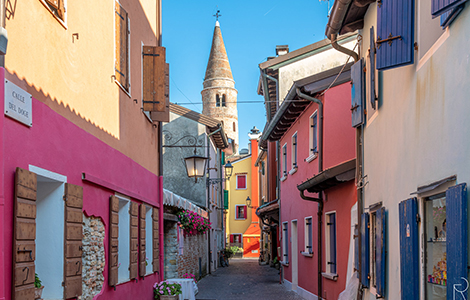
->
[[4, 80, 32, 127]]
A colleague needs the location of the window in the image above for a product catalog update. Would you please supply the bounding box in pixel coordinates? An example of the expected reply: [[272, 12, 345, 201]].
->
[[115, 1, 130, 92], [236, 174, 247, 189], [40, 0, 66, 23], [216, 95, 220, 107], [116, 195, 131, 283], [308, 111, 318, 160], [233, 122, 236, 132], [281, 143, 287, 178], [291, 132, 298, 169], [282, 222, 289, 263], [230, 234, 242, 244], [144, 205, 153, 275], [222, 94, 226, 107], [326, 212, 337, 274], [304, 217, 313, 255], [235, 205, 247, 220]]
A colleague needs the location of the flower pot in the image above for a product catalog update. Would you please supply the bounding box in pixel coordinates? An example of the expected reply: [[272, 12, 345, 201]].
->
[[159, 295, 179, 300], [35, 286, 44, 299]]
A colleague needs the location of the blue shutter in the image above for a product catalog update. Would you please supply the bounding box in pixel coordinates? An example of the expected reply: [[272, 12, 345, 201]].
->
[[330, 214, 337, 274], [432, 0, 468, 18], [376, 0, 415, 71], [376, 207, 386, 297], [354, 224, 359, 273], [399, 198, 419, 300], [370, 26, 377, 110], [351, 59, 364, 128], [308, 220, 313, 254], [446, 183, 468, 300], [440, 5, 464, 27], [361, 213, 370, 287]]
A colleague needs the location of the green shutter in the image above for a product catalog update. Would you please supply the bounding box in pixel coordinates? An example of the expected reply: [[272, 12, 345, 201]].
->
[[223, 190, 229, 210]]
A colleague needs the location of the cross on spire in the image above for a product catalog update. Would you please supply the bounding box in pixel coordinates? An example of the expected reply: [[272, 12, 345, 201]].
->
[[213, 9, 221, 21]]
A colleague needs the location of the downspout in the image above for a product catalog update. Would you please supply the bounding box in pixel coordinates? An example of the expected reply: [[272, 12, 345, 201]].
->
[[157, 2, 164, 281], [296, 88, 324, 298], [330, 33, 359, 63]]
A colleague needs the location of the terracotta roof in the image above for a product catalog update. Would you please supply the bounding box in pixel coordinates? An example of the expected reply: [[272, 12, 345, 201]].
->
[[169, 103, 228, 149]]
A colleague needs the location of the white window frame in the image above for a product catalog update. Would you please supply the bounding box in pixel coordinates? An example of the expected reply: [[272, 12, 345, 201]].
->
[[302, 216, 313, 257], [234, 204, 246, 220], [306, 110, 318, 163], [290, 132, 298, 174], [116, 193, 131, 284], [324, 211, 337, 279], [281, 143, 287, 181], [282, 221, 289, 264], [144, 204, 153, 275], [236, 174, 247, 190]]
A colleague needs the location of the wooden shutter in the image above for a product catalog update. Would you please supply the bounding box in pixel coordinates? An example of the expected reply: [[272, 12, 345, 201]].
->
[[243, 205, 247, 219], [376, 0, 414, 70], [139, 204, 146, 277], [354, 224, 359, 272], [223, 190, 229, 210], [369, 26, 377, 110], [440, 5, 464, 28], [351, 59, 364, 128], [143, 46, 170, 122], [109, 195, 119, 287], [63, 184, 83, 299], [375, 207, 386, 297], [45, 0, 59, 9], [446, 183, 468, 300], [360, 213, 370, 288], [152, 207, 160, 273], [115, 1, 129, 90], [399, 198, 419, 300], [129, 202, 138, 280], [230, 235, 234, 243], [13, 167, 37, 300], [432, 0, 467, 17]]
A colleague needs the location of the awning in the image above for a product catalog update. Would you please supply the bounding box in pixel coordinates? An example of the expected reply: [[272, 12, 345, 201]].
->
[[297, 159, 356, 193], [256, 200, 280, 225], [410, 175, 457, 195], [163, 189, 208, 219]]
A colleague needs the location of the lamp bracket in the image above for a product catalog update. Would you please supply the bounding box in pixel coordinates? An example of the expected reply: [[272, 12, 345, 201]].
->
[[206, 178, 227, 187], [162, 131, 207, 148]]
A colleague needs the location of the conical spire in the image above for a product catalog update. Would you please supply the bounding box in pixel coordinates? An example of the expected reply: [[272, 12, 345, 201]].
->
[[204, 21, 233, 81]]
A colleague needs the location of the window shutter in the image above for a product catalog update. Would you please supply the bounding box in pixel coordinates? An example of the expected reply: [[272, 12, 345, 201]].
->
[[329, 214, 337, 274], [308, 222, 313, 254], [351, 59, 364, 128], [370, 26, 377, 110], [376, 207, 386, 297], [57, 0, 65, 20], [399, 198, 419, 300], [129, 202, 139, 280], [115, 2, 129, 90], [243, 205, 247, 219], [440, 5, 464, 28], [354, 224, 359, 272], [432, 0, 467, 17], [143, 46, 170, 122], [376, 0, 415, 70], [109, 196, 119, 287], [152, 207, 160, 273], [446, 183, 468, 300], [230, 235, 234, 243], [63, 183, 83, 299], [223, 190, 229, 210], [45, 0, 59, 10], [12, 167, 37, 300], [139, 204, 146, 277], [360, 213, 370, 287]]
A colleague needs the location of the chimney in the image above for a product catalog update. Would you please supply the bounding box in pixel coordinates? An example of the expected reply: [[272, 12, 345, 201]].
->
[[276, 45, 289, 56]]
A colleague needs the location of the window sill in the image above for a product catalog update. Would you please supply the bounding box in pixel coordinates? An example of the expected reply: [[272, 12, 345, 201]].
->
[[322, 272, 338, 281], [301, 251, 313, 257], [235, 218, 247, 221], [289, 167, 298, 175], [281, 261, 289, 267], [305, 153, 318, 163], [280, 175, 287, 182]]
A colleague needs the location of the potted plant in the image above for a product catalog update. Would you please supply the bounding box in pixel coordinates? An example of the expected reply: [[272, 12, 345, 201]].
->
[[153, 281, 182, 300], [34, 273, 44, 299]]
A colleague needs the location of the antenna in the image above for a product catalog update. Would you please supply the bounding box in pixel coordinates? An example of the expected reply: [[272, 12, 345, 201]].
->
[[213, 9, 221, 21]]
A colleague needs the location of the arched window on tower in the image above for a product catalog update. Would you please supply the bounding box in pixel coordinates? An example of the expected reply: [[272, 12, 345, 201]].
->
[[216, 95, 220, 107], [222, 94, 226, 107], [233, 122, 236, 132]]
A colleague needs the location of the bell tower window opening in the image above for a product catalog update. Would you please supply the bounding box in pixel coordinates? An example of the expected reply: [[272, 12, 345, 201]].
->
[[222, 94, 226, 107], [216, 95, 220, 107], [233, 122, 236, 132]]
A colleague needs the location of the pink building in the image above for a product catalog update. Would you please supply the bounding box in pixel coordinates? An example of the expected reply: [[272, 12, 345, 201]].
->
[[259, 43, 357, 298]]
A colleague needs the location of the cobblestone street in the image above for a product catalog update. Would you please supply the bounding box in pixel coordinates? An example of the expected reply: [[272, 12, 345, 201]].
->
[[196, 259, 304, 300]]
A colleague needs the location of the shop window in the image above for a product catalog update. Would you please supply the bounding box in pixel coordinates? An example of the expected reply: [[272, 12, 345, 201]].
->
[[282, 222, 289, 263], [304, 217, 313, 255], [236, 174, 247, 189], [40, 0, 66, 23], [235, 205, 247, 220], [326, 212, 337, 274], [115, 1, 130, 92]]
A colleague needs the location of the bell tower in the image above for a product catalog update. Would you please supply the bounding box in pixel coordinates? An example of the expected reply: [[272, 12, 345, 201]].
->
[[201, 20, 239, 151]]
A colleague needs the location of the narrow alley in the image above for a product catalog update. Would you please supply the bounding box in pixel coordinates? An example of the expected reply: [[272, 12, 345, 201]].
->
[[196, 259, 304, 300]]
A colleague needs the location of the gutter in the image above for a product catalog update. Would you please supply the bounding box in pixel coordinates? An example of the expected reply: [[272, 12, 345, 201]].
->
[[260, 69, 279, 119]]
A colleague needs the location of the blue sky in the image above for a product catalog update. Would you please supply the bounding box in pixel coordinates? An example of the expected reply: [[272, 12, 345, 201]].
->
[[162, 1, 330, 149]]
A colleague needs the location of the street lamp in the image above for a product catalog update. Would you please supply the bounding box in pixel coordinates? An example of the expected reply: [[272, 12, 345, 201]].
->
[[184, 154, 208, 182], [224, 161, 233, 179], [246, 196, 252, 208]]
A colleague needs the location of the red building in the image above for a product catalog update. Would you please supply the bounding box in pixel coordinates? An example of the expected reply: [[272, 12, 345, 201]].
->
[[259, 39, 358, 299]]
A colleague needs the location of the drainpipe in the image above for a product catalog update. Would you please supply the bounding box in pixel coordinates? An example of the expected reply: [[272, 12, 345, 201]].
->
[[330, 33, 359, 63], [296, 88, 324, 298]]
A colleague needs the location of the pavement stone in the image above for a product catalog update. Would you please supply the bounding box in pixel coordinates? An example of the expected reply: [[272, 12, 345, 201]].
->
[[196, 258, 305, 300]]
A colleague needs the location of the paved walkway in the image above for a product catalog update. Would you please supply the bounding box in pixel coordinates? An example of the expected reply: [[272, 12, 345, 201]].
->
[[196, 258, 304, 300]]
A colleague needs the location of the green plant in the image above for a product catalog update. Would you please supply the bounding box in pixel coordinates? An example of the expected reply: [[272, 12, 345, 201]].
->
[[153, 281, 182, 299], [230, 246, 242, 254], [34, 273, 42, 288], [273, 257, 278, 264], [223, 247, 234, 258]]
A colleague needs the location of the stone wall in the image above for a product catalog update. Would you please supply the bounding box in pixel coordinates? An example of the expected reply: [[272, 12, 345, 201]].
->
[[82, 215, 105, 300], [164, 221, 178, 279], [177, 231, 208, 280]]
